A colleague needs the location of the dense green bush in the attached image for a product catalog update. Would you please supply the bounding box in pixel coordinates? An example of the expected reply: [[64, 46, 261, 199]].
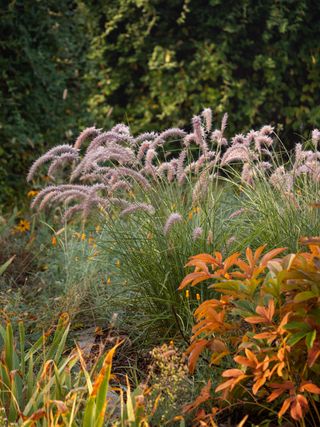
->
[[1, 0, 320, 204], [0, 0, 90, 203], [82, 0, 320, 135]]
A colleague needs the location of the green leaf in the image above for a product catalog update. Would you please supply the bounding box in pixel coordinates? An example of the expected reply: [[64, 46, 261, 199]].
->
[[287, 331, 308, 346], [0, 255, 15, 276], [294, 291, 317, 303], [82, 396, 96, 427], [284, 322, 311, 332], [305, 330, 317, 349]]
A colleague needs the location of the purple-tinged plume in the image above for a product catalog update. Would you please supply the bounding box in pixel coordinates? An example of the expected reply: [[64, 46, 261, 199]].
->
[[202, 108, 212, 132], [312, 129, 320, 148], [152, 128, 186, 149], [74, 127, 101, 149], [163, 212, 183, 236], [221, 144, 253, 166], [27, 145, 79, 182], [192, 226, 203, 241], [120, 203, 155, 217], [192, 116, 208, 154]]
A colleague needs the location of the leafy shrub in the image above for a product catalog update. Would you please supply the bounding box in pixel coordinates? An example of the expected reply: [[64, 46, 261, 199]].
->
[[180, 241, 320, 425]]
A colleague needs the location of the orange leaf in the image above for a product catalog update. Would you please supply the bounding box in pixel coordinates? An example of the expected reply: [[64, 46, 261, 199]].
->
[[237, 415, 249, 427], [246, 247, 254, 269], [91, 340, 122, 397], [215, 370, 247, 393], [254, 332, 277, 342], [235, 259, 250, 274], [252, 375, 268, 395], [299, 237, 320, 246], [222, 369, 245, 378], [189, 253, 220, 265], [299, 382, 320, 394], [234, 355, 256, 368], [178, 272, 211, 290], [267, 388, 286, 402], [183, 380, 211, 414], [254, 299, 275, 323], [277, 312, 291, 334], [188, 339, 208, 373], [307, 342, 320, 367], [223, 252, 241, 271], [291, 394, 308, 421], [260, 247, 286, 266], [267, 299, 275, 321], [278, 397, 291, 418], [215, 378, 235, 392], [253, 245, 267, 263], [244, 315, 265, 324], [185, 259, 210, 273]]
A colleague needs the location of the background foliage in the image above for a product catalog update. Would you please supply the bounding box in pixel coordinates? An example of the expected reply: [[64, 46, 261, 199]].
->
[[0, 0, 91, 202], [1, 0, 320, 204]]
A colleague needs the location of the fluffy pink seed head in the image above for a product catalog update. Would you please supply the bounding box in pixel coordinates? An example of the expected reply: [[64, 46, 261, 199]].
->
[[221, 144, 252, 166], [312, 129, 320, 148], [74, 127, 100, 149], [220, 113, 228, 134], [183, 133, 197, 148], [231, 134, 247, 145], [120, 203, 155, 217], [192, 116, 204, 146], [202, 108, 212, 132], [260, 125, 274, 136], [163, 212, 183, 236], [228, 208, 246, 219], [192, 226, 203, 241]]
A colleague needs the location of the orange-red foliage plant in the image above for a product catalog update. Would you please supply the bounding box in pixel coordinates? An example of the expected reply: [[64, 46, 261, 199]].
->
[[180, 240, 320, 425]]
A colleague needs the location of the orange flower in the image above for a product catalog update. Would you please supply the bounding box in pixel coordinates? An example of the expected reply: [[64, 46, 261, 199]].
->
[[27, 190, 39, 198], [51, 236, 57, 246]]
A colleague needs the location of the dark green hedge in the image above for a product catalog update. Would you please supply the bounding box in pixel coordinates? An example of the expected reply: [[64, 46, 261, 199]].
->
[[82, 0, 320, 134], [1, 0, 320, 205], [0, 0, 91, 203]]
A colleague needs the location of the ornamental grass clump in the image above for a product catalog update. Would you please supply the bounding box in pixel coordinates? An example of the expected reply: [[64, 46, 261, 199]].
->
[[27, 108, 282, 224], [26, 108, 320, 338], [179, 240, 320, 426]]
